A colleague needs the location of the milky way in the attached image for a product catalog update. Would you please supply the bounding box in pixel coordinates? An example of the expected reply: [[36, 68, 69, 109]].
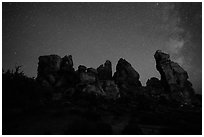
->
[[2, 2, 202, 93]]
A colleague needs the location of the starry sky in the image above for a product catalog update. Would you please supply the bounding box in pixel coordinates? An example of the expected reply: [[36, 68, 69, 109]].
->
[[2, 2, 202, 93]]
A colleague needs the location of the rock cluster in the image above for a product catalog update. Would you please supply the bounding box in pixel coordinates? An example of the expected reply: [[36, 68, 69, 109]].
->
[[36, 50, 195, 105], [37, 57, 124, 100], [154, 50, 195, 105]]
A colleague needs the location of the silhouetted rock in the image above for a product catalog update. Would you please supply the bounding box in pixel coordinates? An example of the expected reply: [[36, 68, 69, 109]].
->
[[61, 55, 74, 72], [37, 54, 77, 89], [113, 58, 141, 97], [154, 50, 195, 105], [37, 55, 61, 87], [38, 55, 61, 74], [97, 60, 112, 80]]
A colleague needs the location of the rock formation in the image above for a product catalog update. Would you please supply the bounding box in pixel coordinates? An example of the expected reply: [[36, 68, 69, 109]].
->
[[37, 54, 77, 88], [154, 50, 195, 105], [36, 51, 196, 104], [113, 58, 141, 97], [97, 60, 112, 81]]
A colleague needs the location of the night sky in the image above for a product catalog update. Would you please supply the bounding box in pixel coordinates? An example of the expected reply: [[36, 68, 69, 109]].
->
[[2, 2, 202, 93]]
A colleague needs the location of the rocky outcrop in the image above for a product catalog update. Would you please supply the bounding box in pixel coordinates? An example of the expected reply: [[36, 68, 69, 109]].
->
[[36, 51, 196, 104], [113, 58, 141, 97], [97, 60, 112, 80], [37, 54, 77, 88], [37, 55, 61, 87], [154, 50, 195, 105]]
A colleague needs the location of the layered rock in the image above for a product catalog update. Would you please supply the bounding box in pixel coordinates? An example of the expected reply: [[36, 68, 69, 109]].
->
[[113, 58, 141, 97], [97, 60, 112, 80], [154, 50, 195, 105]]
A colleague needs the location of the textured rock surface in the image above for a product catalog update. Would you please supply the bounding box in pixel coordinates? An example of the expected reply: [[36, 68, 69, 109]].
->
[[154, 50, 195, 104]]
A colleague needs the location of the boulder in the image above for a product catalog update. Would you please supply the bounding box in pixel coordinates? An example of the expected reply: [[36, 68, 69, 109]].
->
[[97, 60, 112, 80], [154, 50, 195, 105]]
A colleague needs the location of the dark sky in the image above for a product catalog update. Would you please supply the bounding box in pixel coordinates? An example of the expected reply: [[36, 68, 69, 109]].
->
[[2, 2, 202, 93]]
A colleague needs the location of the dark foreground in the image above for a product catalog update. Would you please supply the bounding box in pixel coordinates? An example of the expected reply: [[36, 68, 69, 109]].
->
[[3, 95, 202, 135]]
